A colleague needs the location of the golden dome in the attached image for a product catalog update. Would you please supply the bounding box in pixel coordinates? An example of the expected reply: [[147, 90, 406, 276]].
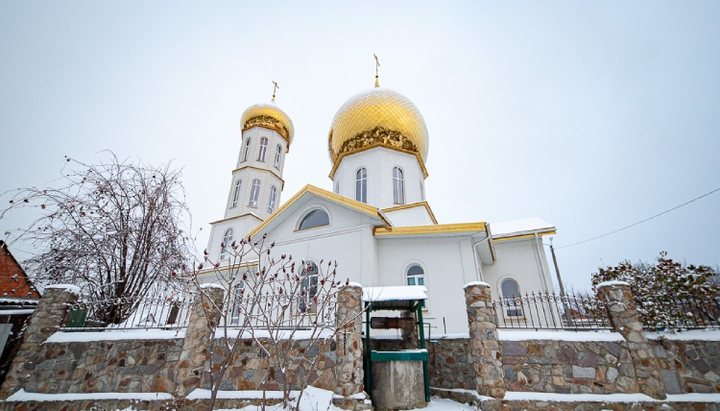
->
[[240, 103, 295, 147], [328, 87, 429, 165]]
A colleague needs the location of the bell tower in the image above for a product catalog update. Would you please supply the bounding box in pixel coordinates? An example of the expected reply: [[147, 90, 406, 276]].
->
[[206, 84, 294, 262]]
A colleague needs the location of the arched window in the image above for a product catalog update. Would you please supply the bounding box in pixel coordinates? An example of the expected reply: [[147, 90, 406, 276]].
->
[[393, 167, 405, 205], [231, 180, 242, 208], [355, 168, 367, 203], [299, 261, 319, 313], [248, 179, 261, 207], [220, 228, 234, 260], [242, 138, 252, 162], [229, 281, 245, 325], [267, 185, 277, 213], [406, 265, 425, 286], [501, 279, 523, 317], [257, 137, 268, 162], [274, 144, 282, 168], [298, 209, 329, 230]]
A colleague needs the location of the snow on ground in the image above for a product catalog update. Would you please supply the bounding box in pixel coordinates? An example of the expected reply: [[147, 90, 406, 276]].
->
[[5, 387, 720, 411]]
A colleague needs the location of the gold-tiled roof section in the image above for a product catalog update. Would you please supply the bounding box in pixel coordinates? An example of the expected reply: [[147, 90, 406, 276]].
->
[[328, 88, 428, 163], [240, 103, 295, 146]]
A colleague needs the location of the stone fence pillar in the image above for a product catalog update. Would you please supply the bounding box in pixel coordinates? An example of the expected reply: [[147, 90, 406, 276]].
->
[[333, 283, 366, 409], [176, 284, 225, 398], [464, 281, 505, 398], [0, 284, 79, 398], [596, 281, 666, 399]]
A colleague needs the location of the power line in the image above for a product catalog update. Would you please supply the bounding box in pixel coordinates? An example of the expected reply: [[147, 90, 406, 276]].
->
[[556, 186, 720, 250]]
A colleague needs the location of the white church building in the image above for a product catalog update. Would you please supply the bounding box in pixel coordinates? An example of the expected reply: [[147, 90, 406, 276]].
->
[[201, 78, 557, 335]]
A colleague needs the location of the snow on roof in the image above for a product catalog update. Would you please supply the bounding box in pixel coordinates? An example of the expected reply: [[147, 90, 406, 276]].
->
[[490, 217, 555, 238], [362, 286, 427, 302]]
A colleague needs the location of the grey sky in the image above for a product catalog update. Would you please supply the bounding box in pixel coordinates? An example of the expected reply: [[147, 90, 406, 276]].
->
[[1, 1, 718, 291]]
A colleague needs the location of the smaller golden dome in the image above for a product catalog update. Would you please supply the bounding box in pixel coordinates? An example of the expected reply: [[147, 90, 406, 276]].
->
[[328, 87, 428, 166], [240, 103, 295, 147]]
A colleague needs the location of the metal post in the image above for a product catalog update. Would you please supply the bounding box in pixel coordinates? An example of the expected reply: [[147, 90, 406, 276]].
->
[[550, 242, 574, 328]]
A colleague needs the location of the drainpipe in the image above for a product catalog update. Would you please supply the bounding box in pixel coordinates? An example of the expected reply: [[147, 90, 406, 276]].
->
[[472, 237, 491, 282]]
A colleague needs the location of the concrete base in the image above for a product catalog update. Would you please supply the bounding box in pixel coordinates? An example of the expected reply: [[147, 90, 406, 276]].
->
[[371, 360, 426, 410]]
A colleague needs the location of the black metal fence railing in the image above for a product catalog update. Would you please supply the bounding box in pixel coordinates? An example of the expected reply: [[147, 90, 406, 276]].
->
[[642, 295, 720, 332], [223, 293, 338, 330], [60, 292, 195, 331], [492, 291, 612, 331]]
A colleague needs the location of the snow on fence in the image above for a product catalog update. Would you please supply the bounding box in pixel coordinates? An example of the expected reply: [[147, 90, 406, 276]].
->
[[642, 295, 720, 331], [492, 291, 612, 331], [59, 291, 195, 331]]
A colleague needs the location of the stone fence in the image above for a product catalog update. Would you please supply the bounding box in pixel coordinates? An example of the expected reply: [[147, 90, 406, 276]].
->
[[0, 284, 367, 411], [1, 281, 719, 411], [426, 281, 720, 410]]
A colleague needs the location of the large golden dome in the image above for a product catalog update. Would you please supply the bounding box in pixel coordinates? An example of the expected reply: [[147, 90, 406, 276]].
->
[[240, 103, 295, 148], [328, 87, 429, 166]]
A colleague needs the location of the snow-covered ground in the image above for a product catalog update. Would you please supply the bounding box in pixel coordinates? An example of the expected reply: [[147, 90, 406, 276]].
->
[[7, 386, 720, 411]]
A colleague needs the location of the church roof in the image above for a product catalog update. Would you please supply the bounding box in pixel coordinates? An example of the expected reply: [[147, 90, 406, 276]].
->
[[490, 217, 556, 240]]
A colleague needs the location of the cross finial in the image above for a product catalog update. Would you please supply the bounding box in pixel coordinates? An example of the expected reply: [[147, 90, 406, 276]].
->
[[271, 80, 279, 102], [373, 54, 380, 87]]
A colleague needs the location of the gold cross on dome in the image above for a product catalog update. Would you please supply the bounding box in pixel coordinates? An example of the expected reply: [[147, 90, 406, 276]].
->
[[373, 54, 380, 87], [272, 81, 279, 102]]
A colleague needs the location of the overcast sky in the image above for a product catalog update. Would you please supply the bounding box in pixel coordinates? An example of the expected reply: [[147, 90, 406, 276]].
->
[[1, 1, 718, 291]]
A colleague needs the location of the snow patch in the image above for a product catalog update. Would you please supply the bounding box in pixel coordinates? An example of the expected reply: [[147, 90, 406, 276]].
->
[[362, 286, 427, 302], [200, 283, 225, 290], [45, 329, 186, 343], [503, 391, 720, 403], [596, 280, 630, 288], [498, 329, 624, 342], [646, 329, 720, 341], [463, 281, 490, 289], [503, 391, 654, 402], [44, 284, 81, 295], [346, 281, 362, 288], [186, 388, 297, 400], [5, 388, 173, 402]]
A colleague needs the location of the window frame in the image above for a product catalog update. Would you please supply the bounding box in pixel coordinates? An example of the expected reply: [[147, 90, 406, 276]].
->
[[355, 167, 367, 203], [220, 228, 234, 260], [242, 138, 252, 162], [406, 264, 425, 287], [229, 281, 245, 325], [248, 179, 261, 207], [274, 144, 282, 168], [393, 167, 405, 205], [231, 180, 242, 208], [299, 261, 319, 314], [297, 208, 330, 230], [500, 278, 524, 317], [267, 185, 277, 213], [257, 137, 268, 162]]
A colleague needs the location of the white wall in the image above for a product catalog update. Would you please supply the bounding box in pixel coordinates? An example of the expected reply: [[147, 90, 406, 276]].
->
[[376, 236, 479, 335], [482, 236, 555, 300], [333, 147, 425, 209]]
